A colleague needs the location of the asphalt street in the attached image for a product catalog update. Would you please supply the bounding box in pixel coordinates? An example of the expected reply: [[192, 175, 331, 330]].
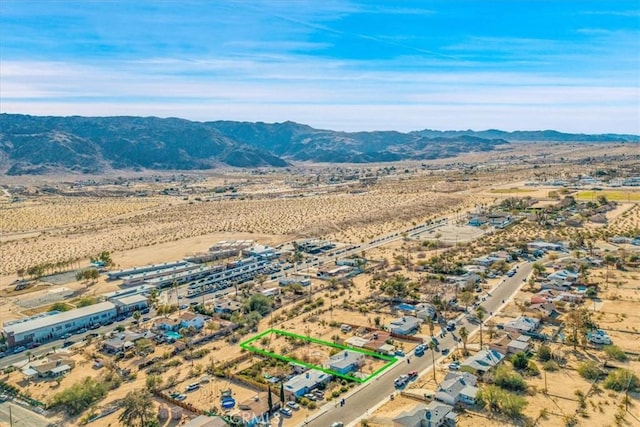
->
[[0, 401, 50, 427]]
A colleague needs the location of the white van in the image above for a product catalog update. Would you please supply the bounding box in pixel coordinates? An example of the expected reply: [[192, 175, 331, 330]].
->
[[185, 383, 200, 392], [589, 334, 611, 345]]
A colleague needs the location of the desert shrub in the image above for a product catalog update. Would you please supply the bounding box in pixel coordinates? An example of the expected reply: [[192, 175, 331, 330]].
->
[[511, 352, 529, 370], [577, 361, 602, 381], [477, 385, 527, 420], [526, 360, 540, 376], [494, 365, 527, 392], [542, 361, 559, 371], [537, 345, 552, 362], [603, 345, 628, 362], [603, 369, 639, 392], [49, 377, 107, 415]]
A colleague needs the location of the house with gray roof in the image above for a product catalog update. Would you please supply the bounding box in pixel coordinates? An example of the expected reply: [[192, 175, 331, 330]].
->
[[435, 372, 478, 406], [393, 401, 456, 427], [504, 316, 540, 334], [387, 316, 422, 336], [284, 369, 332, 398], [327, 350, 364, 375], [460, 349, 505, 375]]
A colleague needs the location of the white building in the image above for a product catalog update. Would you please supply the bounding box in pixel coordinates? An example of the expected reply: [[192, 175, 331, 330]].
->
[[2, 302, 117, 347], [110, 294, 149, 314]]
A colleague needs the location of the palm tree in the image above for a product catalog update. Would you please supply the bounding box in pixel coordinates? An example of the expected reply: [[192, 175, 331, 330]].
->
[[427, 317, 435, 337], [172, 281, 179, 305], [119, 389, 156, 427], [149, 288, 159, 308], [476, 308, 485, 348], [132, 310, 141, 325], [428, 341, 437, 382], [459, 326, 469, 353]]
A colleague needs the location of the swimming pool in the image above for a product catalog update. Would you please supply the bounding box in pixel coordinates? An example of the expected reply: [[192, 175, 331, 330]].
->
[[395, 303, 415, 311], [165, 331, 183, 340]]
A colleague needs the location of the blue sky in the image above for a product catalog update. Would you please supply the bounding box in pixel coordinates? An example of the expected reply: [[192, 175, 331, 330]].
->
[[1, 0, 639, 133]]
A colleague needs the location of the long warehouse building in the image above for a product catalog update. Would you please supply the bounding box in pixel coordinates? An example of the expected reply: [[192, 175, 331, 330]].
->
[[2, 302, 117, 348]]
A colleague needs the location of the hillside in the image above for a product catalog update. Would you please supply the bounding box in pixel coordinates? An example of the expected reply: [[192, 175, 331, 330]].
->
[[1, 114, 636, 175]]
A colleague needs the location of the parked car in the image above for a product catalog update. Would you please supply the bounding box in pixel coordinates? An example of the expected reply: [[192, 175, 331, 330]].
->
[[185, 383, 200, 392], [408, 370, 418, 380], [448, 362, 460, 370], [331, 423, 344, 427], [12, 346, 26, 354], [441, 348, 449, 355], [394, 349, 405, 357], [286, 401, 300, 410], [60, 333, 72, 340], [414, 344, 426, 357], [28, 342, 41, 349], [90, 323, 101, 330], [279, 407, 292, 417], [175, 394, 187, 401]]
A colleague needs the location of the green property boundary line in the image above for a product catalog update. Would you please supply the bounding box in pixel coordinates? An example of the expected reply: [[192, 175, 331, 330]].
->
[[239, 328, 397, 384]]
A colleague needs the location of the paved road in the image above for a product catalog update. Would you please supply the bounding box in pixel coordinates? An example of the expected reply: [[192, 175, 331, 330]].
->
[[0, 318, 137, 369], [0, 401, 50, 427], [305, 262, 534, 427]]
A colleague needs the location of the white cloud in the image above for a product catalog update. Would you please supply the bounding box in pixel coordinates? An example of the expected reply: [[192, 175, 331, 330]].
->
[[2, 58, 639, 134]]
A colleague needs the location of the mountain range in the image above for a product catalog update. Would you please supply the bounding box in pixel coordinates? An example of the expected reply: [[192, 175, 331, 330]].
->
[[0, 114, 637, 175]]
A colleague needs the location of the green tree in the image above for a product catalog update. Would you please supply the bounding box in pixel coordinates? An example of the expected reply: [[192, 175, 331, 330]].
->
[[565, 308, 594, 350], [49, 377, 107, 415], [494, 365, 527, 392], [459, 326, 469, 353], [459, 291, 475, 310], [477, 384, 502, 412], [244, 294, 273, 316], [133, 310, 142, 324], [532, 262, 545, 277], [511, 352, 529, 370], [537, 344, 552, 362], [49, 302, 70, 312], [267, 386, 274, 413], [118, 389, 156, 427]]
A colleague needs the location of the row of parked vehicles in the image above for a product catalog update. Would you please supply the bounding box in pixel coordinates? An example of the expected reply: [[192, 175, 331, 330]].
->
[[186, 262, 280, 297]]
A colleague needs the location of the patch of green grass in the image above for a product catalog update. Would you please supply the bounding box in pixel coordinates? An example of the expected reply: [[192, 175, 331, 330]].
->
[[576, 190, 640, 202]]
